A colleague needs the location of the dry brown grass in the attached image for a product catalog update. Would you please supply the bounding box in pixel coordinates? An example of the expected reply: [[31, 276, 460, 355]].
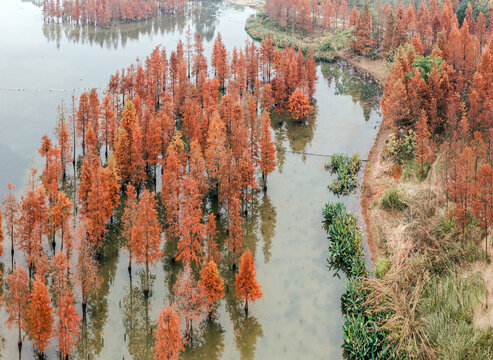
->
[[361, 130, 493, 358], [364, 263, 433, 358], [336, 49, 390, 85]]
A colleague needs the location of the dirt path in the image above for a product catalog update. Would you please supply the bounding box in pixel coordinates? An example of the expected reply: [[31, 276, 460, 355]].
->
[[360, 111, 394, 263]]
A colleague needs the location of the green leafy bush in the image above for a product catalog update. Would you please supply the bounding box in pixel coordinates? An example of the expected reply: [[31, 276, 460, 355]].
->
[[322, 201, 346, 231], [385, 130, 416, 164], [400, 158, 418, 180], [325, 211, 367, 278], [244, 15, 337, 61], [380, 188, 407, 212], [322, 201, 395, 359], [341, 277, 368, 315], [406, 55, 443, 82], [325, 153, 361, 196], [343, 313, 392, 360]]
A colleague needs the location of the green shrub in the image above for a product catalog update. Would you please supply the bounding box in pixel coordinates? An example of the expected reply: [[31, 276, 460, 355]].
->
[[416, 161, 431, 181], [385, 130, 416, 164], [244, 15, 337, 61], [322, 201, 346, 231], [343, 312, 393, 359], [380, 188, 407, 212], [326, 211, 367, 278], [374, 257, 390, 278], [325, 153, 361, 196], [342, 277, 368, 315], [322, 202, 396, 359]]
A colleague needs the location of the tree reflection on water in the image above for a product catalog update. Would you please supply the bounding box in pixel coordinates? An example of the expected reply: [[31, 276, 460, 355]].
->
[[41, 1, 221, 49]]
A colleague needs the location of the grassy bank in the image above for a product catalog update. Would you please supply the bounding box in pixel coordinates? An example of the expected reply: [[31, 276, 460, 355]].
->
[[360, 120, 493, 358], [245, 14, 337, 61], [245, 13, 390, 84]]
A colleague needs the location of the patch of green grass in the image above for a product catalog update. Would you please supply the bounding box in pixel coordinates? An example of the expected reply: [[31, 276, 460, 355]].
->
[[245, 14, 337, 61], [418, 273, 493, 360], [374, 257, 390, 278], [380, 188, 407, 212]]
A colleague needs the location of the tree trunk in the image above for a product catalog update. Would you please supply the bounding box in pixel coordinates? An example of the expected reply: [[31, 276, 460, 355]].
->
[[11, 227, 14, 257], [11, 230, 14, 268], [154, 165, 157, 191], [143, 261, 149, 297], [82, 299, 87, 319], [189, 321, 194, 345], [244, 299, 249, 317], [52, 230, 56, 252], [17, 324, 22, 353], [61, 226, 64, 251]]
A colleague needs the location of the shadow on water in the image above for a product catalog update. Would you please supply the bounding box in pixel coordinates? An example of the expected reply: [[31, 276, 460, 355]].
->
[[259, 194, 276, 264], [122, 270, 155, 360], [182, 321, 225, 360], [41, 1, 221, 49], [271, 109, 317, 158]]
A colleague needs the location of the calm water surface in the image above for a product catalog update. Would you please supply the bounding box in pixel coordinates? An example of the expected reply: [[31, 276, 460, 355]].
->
[[0, 0, 382, 358]]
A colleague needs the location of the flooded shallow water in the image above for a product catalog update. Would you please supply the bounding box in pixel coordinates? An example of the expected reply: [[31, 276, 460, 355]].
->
[[0, 1, 382, 358]]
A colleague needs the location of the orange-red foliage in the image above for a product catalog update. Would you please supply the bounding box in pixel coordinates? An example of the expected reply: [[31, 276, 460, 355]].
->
[[27, 276, 54, 355], [176, 177, 205, 267], [259, 111, 277, 189], [129, 189, 162, 269], [153, 304, 185, 360], [473, 163, 493, 253], [3, 182, 18, 255], [173, 265, 208, 337], [288, 89, 313, 121], [17, 169, 47, 271], [235, 249, 263, 315], [75, 226, 102, 309], [55, 292, 81, 358], [200, 260, 225, 319], [4, 266, 29, 345]]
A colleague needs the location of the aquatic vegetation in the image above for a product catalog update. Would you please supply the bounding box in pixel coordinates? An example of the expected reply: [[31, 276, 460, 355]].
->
[[325, 153, 361, 196], [322, 201, 394, 359]]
